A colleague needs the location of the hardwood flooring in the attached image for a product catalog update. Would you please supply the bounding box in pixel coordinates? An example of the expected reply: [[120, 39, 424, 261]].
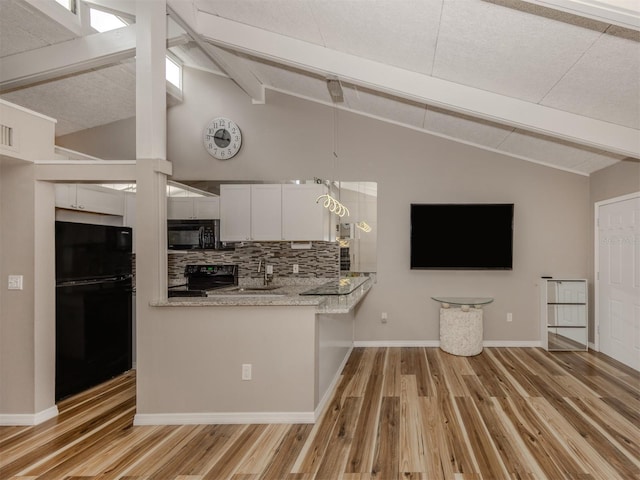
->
[[1, 347, 638, 479]]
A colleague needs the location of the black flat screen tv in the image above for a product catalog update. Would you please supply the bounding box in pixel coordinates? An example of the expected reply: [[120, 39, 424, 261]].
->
[[410, 203, 514, 270]]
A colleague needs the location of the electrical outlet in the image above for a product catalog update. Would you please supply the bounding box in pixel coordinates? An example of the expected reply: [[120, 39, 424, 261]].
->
[[381, 312, 388, 323], [242, 364, 252, 381], [507, 312, 513, 322], [8, 275, 23, 290], [266, 265, 273, 275], [293, 264, 299, 274]]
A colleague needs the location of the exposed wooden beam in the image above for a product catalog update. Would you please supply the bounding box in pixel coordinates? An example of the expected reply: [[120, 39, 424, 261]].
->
[[195, 12, 639, 158], [167, 2, 265, 104], [0, 23, 189, 93]]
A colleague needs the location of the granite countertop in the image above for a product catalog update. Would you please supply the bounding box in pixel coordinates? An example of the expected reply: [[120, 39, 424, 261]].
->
[[153, 276, 373, 314]]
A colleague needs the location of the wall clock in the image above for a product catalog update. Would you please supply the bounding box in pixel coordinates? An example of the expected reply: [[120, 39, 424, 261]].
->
[[203, 117, 242, 160]]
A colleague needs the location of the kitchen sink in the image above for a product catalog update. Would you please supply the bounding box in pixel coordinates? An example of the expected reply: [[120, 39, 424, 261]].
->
[[231, 286, 281, 292], [207, 285, 285, 298]]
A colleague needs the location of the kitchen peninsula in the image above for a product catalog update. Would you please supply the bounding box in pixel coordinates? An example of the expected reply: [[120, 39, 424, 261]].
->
[[136, 276, 372, 426], [156, 276, 372, 314]]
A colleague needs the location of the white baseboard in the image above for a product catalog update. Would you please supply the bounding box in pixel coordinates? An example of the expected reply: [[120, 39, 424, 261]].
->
[[354, 340, 542, 348], [0, 405, 58, 426], [482, 340, 542, 348], [314, 344, 354, 421], [354, 340, 440, 347], [134, 410, 315, 426]]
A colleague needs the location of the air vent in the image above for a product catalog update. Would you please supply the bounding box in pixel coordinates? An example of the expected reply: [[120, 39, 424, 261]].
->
[[0, 124, 13, 147]]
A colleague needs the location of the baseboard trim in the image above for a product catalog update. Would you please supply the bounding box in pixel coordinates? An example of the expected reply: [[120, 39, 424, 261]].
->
[[314, 345, 354, 421], [0, 405, 59, 426], [354, 340, 542, 348], [134, 411, 315, 426], [483, 340, 542, 347], [354, 340, 440, 347]]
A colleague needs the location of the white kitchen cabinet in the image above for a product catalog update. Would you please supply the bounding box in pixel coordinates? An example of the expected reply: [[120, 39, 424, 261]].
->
[[220, 184, 251, 241], [251, 184, 282, 240], [55, 184, 124, 216], [282, 184, 332, 241], [167, 196, 220, 219]]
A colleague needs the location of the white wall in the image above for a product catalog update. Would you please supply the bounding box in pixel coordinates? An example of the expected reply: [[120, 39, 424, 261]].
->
[[165, 68, 590, 344]]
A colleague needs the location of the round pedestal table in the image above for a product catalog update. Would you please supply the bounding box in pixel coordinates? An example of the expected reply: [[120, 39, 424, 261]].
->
[[431, 297, 494, 356]]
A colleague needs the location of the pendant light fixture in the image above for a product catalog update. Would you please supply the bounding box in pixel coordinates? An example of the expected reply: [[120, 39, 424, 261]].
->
[[316, 77, 350, 217]]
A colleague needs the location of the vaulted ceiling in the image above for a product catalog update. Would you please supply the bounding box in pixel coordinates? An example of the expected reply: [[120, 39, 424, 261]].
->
[[1, 0, 638, 175]]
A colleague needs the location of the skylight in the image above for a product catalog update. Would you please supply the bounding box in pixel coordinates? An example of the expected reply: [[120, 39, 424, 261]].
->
[[90, 8, 127, 33], [166, 57, 182, 90], [55, 0, 75, 12]]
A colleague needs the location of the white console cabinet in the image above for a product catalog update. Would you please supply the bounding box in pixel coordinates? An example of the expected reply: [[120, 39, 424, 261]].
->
[[541, 278, 588, 351]]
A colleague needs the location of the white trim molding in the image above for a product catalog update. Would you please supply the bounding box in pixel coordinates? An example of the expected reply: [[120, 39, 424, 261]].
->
[[134, 411, 315, 426], [0, 405, 58, 426], [354, 340, 541, 348]]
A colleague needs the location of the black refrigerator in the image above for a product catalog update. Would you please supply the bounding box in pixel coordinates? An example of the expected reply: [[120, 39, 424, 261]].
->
[[55, 221, 133, 401]]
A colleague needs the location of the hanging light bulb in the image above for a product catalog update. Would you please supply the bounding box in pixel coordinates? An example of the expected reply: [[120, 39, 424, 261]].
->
[[316, 193, 350, 217], [356, 221, 372, 233], [314, 77, 352, 218]]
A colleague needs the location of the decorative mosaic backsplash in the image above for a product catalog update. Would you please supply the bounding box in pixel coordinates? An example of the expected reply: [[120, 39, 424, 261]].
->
[[168, 241, 339, 283]]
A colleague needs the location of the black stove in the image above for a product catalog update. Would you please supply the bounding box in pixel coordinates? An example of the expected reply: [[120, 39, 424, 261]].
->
[[168, 264, 238, 298]]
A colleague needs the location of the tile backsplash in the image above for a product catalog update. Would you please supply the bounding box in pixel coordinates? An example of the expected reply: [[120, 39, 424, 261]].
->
[[168, 241, 339, 283]]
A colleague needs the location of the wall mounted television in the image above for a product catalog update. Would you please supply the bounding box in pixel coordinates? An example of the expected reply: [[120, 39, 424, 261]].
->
[[410, 203, 514, 270]]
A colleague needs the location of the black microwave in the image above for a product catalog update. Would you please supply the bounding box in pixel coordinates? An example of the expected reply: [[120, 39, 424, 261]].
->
[[167, 219, 219, 250]]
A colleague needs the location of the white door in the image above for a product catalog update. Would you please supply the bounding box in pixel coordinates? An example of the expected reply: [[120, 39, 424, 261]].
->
[[597, 195, 640, 370]]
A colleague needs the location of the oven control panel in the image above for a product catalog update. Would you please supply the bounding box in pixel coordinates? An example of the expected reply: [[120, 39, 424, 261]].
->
[[184, 264, 238, 277]]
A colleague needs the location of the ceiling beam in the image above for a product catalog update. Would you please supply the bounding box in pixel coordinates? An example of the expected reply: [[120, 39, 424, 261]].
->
[[0, 23, 189, 93], [167, 2, 265, 104], [195, 12, 639, 158], [520, 0, 639, 31]]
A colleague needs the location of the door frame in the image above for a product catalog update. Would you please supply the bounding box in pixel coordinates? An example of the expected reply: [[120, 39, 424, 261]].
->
[[594, 191, 640, 352]]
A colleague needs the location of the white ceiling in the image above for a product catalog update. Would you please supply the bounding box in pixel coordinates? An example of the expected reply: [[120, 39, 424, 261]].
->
[[0, 0, 638, 175]]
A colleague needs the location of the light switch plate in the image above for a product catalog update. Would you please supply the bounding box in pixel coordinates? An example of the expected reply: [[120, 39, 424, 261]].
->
[[8, 275, 23, 290]]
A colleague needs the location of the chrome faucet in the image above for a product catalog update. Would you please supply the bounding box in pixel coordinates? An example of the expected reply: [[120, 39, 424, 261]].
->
[[258, 259, 272, 285]]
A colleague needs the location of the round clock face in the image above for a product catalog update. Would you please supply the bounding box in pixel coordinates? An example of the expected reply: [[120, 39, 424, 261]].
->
[[203, 117, 242, 159]]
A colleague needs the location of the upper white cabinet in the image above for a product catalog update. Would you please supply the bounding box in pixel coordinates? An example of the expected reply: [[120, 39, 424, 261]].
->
[[251, 184, 282, 240], [220, 183, 334, 242], [55, 184, 124, 216], [167, 197, 220, 220], [282, 184, 331, 241], [220, 184, 251, 241]]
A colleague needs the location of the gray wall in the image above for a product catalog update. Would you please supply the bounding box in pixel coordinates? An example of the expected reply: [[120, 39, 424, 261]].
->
[[0, 160, 56, 416], [57, 117, 136, 160], [58, 67, 595, 344], [589, 158, 640, 204], [162, 68, 590, 343]]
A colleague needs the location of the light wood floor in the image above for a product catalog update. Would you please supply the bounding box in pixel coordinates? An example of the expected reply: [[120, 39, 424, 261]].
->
[[1, 347, 639, 479]]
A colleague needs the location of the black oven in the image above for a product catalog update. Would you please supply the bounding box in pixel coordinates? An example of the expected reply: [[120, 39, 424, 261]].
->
[[168, 219, 219, 250], [168, 264, 238, 297]]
